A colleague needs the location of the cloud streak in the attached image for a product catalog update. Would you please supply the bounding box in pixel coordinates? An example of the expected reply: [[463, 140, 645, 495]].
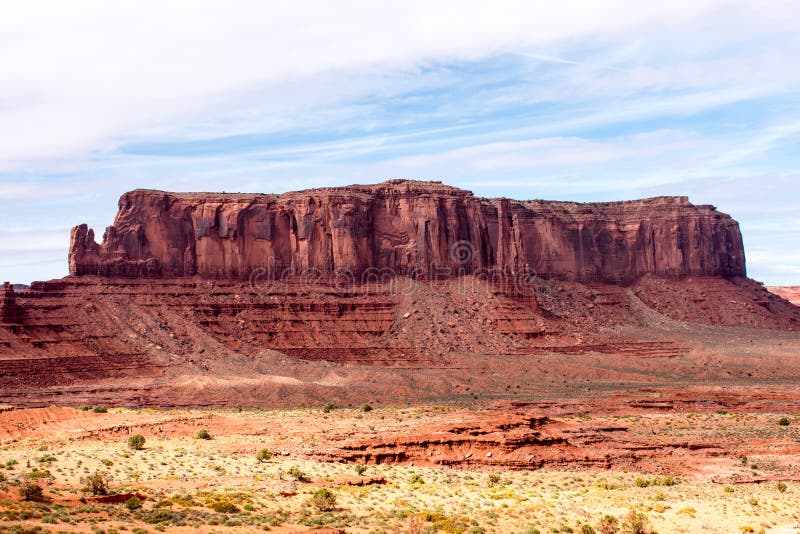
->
[[0, 1, 799, 283]]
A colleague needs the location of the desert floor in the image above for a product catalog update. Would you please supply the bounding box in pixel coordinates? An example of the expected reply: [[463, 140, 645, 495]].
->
[[0, 402, 799, 534]]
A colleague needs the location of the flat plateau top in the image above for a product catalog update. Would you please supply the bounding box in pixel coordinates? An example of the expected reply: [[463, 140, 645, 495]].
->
[[127, 179, 693, 208]]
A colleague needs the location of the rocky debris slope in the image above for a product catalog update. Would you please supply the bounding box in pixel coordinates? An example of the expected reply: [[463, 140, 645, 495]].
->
[[315, 406, 723, 471], [1, 180, 798, 408], [69, 180, 745, 283], [768, 286, 800, 306]]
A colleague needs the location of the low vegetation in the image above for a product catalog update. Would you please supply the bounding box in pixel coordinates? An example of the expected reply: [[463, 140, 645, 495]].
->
[[0, 406, 798, 533], [127, 434, 146, 450]]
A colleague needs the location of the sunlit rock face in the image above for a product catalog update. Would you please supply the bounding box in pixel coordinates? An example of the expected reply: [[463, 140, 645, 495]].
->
[[69, 179, 746, 283]]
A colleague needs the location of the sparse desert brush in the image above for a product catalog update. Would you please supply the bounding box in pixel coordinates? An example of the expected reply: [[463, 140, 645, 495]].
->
[[354, 463, 367, 476], [322, 401, 338, 413], [144, 508, 182, 524], [28, 468, 52, 479], [308, 487, 337, 512], [406, 516, 425, 534], [127, 434, 146, 450], [596, 478, 619, 490], [656, 475, 677, 486], [287, 466, 310, 482], [776, 481, 787, 492], [125, 495, 143, 510], [361, 403, 373, 412], [777, 417, 790, 426], [636, 475, 677, 488], [620, 510, 652, 534], [18, 481, 43, 501], [82, 471, 110, 495], [581, 525, 596, 534], [92, 406, 108, 413], [209, 499, 239, 513], [195, 429, 212, 440], [408, 473, 424, 485], [255, 448, 273, 463]]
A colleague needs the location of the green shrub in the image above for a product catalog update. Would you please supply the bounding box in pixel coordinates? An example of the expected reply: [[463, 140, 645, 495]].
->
[[361, 403, 373, 412], [596, 515, 618, 534], [322, 402, 337, 413], [287, 467, 310, 482], [19, 481, 43, 501], [581, 525, 596, 534], [621, 510, 652, 534], [778, 417, 790, 426], [125, 496, 143, 510], [635, 475, 676, 488], [28, 468, 51, 479], [127, 434, 146, 450], [83, 471, 109, 496], [409, 473, 424, 485], [210, 500, 239, 513], [144, 509, 180, 524], [92, 406, 108, 413], [309, 488, 336, 512], [354, 463, 367, 476], [776, 481, 787, 493], [255, 448, 273, 463], [195, 429, 212, 440]]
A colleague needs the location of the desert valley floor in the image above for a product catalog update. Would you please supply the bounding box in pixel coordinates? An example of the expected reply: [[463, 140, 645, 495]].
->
[[2, 182, 800, 533], [1, 398, 800, 534]]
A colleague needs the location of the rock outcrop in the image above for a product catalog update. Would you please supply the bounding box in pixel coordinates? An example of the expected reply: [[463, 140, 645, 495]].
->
[[3, 180, 797, 409], [69, 180, 746, 283], [0, 283, 21, 324]]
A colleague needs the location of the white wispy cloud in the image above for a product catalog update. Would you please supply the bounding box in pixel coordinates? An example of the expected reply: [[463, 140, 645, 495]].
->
[[1, 0, 795, 167], [1, 1, 799, 283]]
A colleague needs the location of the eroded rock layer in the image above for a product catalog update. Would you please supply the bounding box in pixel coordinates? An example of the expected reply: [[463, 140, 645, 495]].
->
[[2, 180, 798, 408], [69, 180, 746, 283]]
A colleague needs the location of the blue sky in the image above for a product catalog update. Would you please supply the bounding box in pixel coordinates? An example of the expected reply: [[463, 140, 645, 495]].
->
[[1, 1, 799, 284]]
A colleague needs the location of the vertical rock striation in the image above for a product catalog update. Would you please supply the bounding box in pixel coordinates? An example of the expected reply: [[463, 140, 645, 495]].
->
[[69, 180, 746, 283], [0, 282, 21, 324]]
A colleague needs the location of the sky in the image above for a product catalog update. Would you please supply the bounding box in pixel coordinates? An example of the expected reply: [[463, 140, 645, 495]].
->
[[1, 1, 799, 285]]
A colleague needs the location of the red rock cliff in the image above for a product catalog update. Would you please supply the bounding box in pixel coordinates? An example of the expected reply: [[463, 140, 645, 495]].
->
[[68, 180, 746, 283]]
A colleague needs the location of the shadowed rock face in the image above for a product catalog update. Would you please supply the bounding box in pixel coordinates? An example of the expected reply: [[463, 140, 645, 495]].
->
[[0, 283, 21, 324], [69, 180, 746, 283]]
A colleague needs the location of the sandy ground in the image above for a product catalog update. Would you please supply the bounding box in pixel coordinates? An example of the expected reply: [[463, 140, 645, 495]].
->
[[0, 404, 799, 533]]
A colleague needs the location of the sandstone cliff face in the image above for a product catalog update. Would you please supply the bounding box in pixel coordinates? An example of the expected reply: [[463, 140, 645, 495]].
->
[[0, 282, 21, 324], [69, 180, 746, 283]]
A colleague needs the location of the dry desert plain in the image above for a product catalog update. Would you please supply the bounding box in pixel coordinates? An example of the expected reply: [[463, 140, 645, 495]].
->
[[0, 397, 799, 534]]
